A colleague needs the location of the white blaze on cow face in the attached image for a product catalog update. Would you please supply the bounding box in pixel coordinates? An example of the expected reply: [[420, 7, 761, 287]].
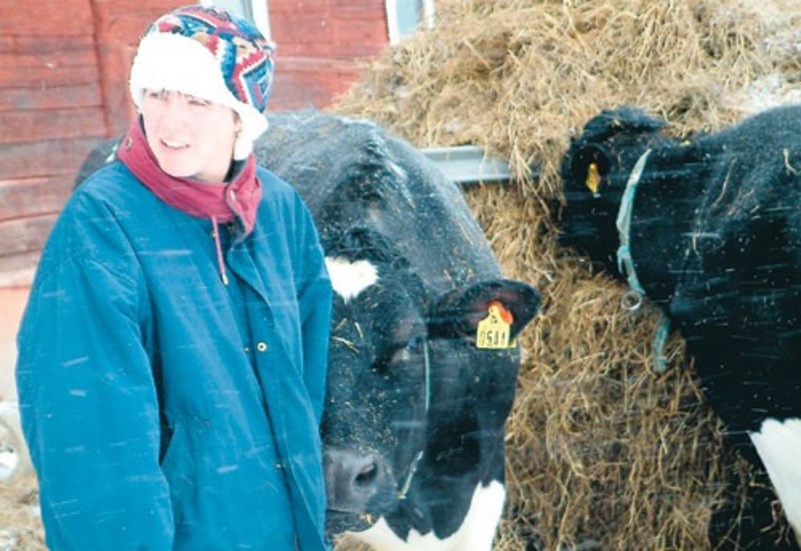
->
[[349, 480, 505, 551], [749, 417, 801, 543], [325, 256, 379, 302]]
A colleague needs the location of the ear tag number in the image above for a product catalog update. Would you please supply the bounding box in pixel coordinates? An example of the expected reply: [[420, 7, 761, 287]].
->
[[476, 301, 515, 349]]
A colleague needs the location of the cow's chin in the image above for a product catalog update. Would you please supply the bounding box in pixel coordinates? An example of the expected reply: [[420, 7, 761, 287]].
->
[[326, 488, 398, 536], [326, 509, 382, 535]]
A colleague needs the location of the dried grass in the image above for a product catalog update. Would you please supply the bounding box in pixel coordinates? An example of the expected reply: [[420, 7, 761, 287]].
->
[[0, 475, 44, 550]]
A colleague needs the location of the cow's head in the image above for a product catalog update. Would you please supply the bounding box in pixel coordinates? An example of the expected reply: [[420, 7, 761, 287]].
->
[[321, 227, 540, 537], [322, 227, 431, 534], [558, 106, 671, 268]]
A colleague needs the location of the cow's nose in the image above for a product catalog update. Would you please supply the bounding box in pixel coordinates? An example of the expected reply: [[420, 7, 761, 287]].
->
[[324, 448, 393, 514]]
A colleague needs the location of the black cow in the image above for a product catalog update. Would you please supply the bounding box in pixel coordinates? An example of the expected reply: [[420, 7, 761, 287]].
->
[[75, 110, 541, 550], [257, 111, 539, 549], [559, 105, 801, 549]]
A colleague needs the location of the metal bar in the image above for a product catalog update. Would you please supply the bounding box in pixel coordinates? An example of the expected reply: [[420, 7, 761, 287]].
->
[[421, 145, 511, 185]]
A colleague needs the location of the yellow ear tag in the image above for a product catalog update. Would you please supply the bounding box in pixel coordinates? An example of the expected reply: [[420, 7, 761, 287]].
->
[[586, 162, 601, 194], [476, 301, 515, 349]]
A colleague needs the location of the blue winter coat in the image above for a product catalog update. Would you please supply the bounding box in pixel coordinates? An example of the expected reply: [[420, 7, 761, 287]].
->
[[16, 161, 333, 550]]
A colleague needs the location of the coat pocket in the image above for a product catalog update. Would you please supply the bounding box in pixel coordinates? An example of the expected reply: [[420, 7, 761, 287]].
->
[[158, 418, 205, 513]]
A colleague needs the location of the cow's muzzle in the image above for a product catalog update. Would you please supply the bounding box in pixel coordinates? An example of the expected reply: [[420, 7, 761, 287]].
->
[[324, 448, 395, 515]]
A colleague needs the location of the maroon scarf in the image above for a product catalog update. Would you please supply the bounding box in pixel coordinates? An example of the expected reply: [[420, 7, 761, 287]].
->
[[116, 119, 262, 236]]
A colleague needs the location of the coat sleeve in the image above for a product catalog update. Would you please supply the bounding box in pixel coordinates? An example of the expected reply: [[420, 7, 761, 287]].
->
[[293, 194, 333, 426], [15, 196, 174, 550]]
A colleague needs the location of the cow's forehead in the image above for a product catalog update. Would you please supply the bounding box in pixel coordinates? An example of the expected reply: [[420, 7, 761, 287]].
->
[[326, 256, 379, 302]]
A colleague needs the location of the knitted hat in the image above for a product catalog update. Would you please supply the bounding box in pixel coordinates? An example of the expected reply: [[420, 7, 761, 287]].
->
[[129, 5, 275, 160]]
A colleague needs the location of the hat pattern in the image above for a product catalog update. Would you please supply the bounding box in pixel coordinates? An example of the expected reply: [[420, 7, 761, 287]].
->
[[149, 6, 274, 114]]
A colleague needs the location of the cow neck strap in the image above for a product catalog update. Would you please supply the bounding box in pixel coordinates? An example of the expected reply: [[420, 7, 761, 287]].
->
[[397, 339, 431, 501], [614, 149, 671, 373], [615, 148, 650, 299]]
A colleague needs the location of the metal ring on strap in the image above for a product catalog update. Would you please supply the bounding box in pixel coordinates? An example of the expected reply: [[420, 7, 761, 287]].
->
[[613, 149, 672, 373]]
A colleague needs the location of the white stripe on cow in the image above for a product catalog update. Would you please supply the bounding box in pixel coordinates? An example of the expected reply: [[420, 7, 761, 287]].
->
[[325, 256, 379, 302], [349, 480, 505, 551], [749, 417, 801, 542]]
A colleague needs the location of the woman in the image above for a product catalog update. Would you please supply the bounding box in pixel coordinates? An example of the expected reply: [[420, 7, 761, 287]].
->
[[16, 5, 332, 549]]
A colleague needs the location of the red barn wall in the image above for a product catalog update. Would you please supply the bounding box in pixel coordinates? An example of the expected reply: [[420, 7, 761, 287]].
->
[[270, 0, 388, 109], [1, 0, 101, 285], [0, 0, 389, 287]]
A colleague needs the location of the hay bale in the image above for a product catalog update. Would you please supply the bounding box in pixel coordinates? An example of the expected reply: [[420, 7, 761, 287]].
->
[[333, 0, 801, 196], [330, 0, 801, 548]]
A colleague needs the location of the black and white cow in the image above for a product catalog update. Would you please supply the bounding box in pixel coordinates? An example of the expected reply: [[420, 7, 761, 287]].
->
[[559, 105, 801, 549], [75, 110, 541, 550], [256, 111, 539, 549]]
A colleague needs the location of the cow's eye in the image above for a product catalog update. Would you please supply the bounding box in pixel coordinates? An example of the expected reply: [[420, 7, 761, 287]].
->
[[402, 336, 428, 361], [385, 336, 425, 368], [405, 336, 425, 354]]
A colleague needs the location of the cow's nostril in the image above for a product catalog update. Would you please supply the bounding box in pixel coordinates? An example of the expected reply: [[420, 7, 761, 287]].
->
[[325, 449, 393, 515], [354, 461, 378, 486]]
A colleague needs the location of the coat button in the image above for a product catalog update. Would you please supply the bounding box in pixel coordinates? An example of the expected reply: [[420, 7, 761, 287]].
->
[[256, 342, 268, 352], [243, 346, 250, 354]]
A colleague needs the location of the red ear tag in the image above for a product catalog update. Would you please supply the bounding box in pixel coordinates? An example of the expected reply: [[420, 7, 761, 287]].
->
[[476, 301, 514, 349]]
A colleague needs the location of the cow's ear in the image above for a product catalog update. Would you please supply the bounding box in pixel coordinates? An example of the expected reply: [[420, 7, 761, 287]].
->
[[428, 279, 540, 343], [74, 136, 121, 189]]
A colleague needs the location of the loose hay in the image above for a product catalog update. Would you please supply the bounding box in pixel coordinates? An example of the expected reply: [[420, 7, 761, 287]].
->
[[0, 475, 43, 551], [331, 0, 801, 549]]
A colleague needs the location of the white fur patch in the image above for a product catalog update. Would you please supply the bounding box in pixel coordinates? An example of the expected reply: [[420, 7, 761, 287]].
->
[[0, 401, 33, 481], [749, 417, 801, 540], [348, 480, 505, 551], [325, 256, 379, 303]]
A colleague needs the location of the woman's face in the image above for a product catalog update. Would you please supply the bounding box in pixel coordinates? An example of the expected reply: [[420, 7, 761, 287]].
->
[[141, 89, 241, 183]]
